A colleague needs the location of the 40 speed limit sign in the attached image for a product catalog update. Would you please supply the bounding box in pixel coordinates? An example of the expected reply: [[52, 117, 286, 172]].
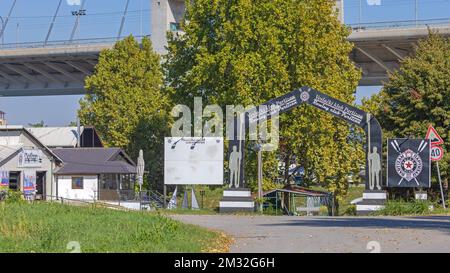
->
[[430, 146, 444, 161]]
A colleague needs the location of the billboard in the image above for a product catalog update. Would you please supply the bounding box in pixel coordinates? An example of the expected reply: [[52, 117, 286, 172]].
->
[[164, 137, 224, 185], [387, 139, 431, 188]]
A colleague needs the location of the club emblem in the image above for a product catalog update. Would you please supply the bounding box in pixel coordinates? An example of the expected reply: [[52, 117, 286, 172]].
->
[[395, 149, 423, 183], [300, 91, 310, 102]]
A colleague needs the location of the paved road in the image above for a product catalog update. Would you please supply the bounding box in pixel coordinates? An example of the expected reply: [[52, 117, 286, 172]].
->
[[171, 215, 450, 253]]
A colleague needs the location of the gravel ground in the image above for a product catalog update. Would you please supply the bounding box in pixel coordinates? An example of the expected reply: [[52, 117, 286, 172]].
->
[[171, 215, 450, 253]]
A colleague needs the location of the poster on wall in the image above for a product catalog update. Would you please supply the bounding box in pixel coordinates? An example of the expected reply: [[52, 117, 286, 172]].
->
[[23, 170, 36, 195], [0, 171, 9, 187], [18, 149, 43, 168], [164, 137, 224, 185], [387, 139, 431, 188]]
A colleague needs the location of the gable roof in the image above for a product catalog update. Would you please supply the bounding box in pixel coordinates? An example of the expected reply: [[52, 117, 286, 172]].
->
[[26, 126, 103, 148], [0, 145, 22, 164], [27, 127, 80, 147], [0, 125, 63, 165], [53, 148, 136, 175]]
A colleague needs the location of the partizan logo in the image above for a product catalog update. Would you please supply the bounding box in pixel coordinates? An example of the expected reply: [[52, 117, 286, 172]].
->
[[395, 149, 423, 185], [300, 91, 310, 102]]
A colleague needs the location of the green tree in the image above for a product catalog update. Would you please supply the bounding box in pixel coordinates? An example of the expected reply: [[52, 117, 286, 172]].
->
[[79, 36, 172, 188], [28, 120, 46, 127], [165, 0, 362, 210], [363, 33, 450, 190]]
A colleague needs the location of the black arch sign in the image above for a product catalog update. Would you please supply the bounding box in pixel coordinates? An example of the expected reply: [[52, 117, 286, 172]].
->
[[228, 86, 382, 193]]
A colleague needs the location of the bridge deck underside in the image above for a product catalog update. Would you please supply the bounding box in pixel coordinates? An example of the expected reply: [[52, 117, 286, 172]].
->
[[0, 26, 449, 96], [0, 56, 97, 96], [352, 41, 414, 86]]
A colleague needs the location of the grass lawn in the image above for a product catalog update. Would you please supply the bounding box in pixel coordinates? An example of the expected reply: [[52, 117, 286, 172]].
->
[[339, 186, 365, 215], [0, 202, 231, 253]]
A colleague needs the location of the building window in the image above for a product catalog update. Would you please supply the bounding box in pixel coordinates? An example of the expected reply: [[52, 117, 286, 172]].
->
[[72, 177, 84, 189], [170, 22, 181, 32]]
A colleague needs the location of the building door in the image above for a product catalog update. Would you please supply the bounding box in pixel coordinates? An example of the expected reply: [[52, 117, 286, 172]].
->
[[36, 171, 46, 200], [9, 171, 20, 190]]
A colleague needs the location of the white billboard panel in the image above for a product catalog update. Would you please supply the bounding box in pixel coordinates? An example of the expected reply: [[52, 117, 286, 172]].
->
[[164, 137, 224, 185]]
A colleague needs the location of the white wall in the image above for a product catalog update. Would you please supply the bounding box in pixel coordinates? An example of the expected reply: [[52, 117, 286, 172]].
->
[[57, 175, 98, 200], [151, 0, 185, 54], [0, 130, 57, 199], [335, 0, 344, 23]]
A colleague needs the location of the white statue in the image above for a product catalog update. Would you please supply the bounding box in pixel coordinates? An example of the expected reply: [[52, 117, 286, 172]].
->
[[368, 146, 381, 190], [229, 145, 241, 188]]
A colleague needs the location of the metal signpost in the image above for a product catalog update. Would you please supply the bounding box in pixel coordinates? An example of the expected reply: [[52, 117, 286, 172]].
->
[[426, 125, 446, 209]]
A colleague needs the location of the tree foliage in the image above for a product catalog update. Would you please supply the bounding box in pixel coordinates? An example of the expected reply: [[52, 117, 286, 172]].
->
[[363, 33, 450, 186], [28, 120, 46, 128], [79, 36, 171, 187], [165, 0, 363, 202]]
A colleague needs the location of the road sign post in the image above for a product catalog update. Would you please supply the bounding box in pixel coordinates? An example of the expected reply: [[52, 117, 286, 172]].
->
[[426, 125, 446, 209], [436, 162, 446, 209]]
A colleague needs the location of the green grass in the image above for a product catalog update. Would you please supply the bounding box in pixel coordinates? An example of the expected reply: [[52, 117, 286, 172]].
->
[[170, 185, 224, 213], [0, 202, 229, 253], [372, 200, 450, 216], [339, 186, 364, 216], [310, 185, 364, 216]]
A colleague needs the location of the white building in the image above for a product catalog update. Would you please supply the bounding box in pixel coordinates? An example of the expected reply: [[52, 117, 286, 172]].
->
[[0, 126, 136, 202], [0, 126, 62, 199], [53, 148, 136, 201]]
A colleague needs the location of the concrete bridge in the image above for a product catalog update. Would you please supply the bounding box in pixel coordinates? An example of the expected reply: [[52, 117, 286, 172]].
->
[[0, 0, 449, 96]]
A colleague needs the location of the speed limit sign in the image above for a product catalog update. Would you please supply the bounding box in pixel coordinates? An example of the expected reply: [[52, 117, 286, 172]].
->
[[431, 146, 444, 161]]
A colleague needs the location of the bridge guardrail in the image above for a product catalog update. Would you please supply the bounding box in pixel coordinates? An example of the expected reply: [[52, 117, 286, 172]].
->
[[349, 18, 450, 31], [0, 35, 150, 50]]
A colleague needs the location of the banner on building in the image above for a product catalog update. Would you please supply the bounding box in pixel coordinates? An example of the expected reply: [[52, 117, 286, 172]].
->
[[0, 171, 9, 187], [23, 170, 36, 195], [387, 139, 431, 188], [18, 149, 43, 168]]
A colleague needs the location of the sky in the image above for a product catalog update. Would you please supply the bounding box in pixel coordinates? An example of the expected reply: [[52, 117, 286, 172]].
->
[[0, 0, 449, 126]]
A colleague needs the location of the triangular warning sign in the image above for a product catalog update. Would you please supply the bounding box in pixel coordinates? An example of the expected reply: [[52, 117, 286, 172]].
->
[[426, 125, 444, 146]]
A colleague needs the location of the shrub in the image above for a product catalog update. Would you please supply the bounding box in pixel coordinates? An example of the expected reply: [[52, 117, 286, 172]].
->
[[0, 190, 26, 204], [343, 205, 356, 216], [374, 200, 431, 216]]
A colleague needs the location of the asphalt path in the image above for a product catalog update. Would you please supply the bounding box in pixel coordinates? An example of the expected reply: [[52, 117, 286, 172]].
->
[[171, 215, 450, 253]]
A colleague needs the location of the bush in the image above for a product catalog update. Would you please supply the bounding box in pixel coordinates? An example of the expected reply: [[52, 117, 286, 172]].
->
[[374, 200, 431, 216], [343, 205, 356, 216], [0, 190, 25, 204]]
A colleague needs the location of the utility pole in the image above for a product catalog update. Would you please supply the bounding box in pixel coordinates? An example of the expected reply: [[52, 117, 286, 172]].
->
[[0, 16, 4, 47], [415, 0, 418, 26], [15, 23, 19, 46], [359, 0, 362, 29], [139, 0, 143, 37], [257, 144, 263, 213]]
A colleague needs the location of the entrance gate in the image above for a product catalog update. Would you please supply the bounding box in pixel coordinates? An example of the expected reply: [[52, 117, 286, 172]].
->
[[225, 86, 384, 214]]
